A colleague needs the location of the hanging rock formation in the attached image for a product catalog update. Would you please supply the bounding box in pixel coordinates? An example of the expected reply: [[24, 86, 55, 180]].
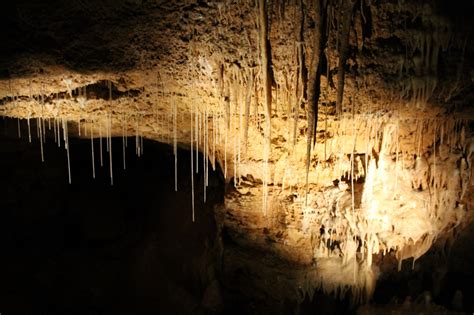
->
[[0, 0, 473, 309]]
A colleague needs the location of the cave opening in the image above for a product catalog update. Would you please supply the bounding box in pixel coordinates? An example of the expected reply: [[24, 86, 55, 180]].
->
[[0, 117, 226, 314]]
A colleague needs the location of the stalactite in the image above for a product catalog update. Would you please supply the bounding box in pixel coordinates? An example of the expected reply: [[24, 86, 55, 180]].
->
[[237, 91, 242, 185], [395, 120, 400, 191], [258, 0, 273, 215], [39, 118, 44, 162], [41, 115, 46, 143], [125, 116, 128, 148], [173, 100, 178, 192], [17, 118, 21, 139], [27, 116, 31, 143], [99, 123, 103, 166], [244, 68, 254, 153], [136, 115, 140, 157], [305, 0, 328, 206], [64, 119, 71, 184], [204, 107, 208, 202], [57, 118, 61, 148], [294, 0, 306, 149], [122, 115, 126, 170], [336, 0, 356, 116], [106, 120, 110, 153], [224, 102, 228, 180], [109, 114, 114, 186], [351, 121, 356, 213], [212, 110, 216, 171], [196, 109, 199, 173], [140, 116, 144, 156], [91, 122, 95, 179], [433, 124, 437, 216], [53, 117, 57, 143], [190, 106, 195, 222]]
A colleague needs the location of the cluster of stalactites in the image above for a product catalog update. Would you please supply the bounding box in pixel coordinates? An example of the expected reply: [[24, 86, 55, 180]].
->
[[293, 116, 472, 303]]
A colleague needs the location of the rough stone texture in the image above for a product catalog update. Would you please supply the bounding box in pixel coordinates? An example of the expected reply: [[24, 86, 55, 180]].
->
[[0, 0, 473, 312]]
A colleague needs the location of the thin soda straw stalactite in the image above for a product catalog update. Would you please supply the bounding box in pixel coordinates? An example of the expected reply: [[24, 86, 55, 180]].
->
[[212, 110, 216, 171], [39, 118, 44, 162], [99, 122, 103, 167], [238, 87, 243, 185], [140, 118, 144, 156], [91, 121, 95, 179], [125, 114, 128, 148], [433, 123, 437, 217], [64, 119, 71, 184], [224, 109, 227, 180], [190, 106, 195, 222], [17, 118, 21, 139], [350, 120, 356, 213], [204, 108, 209, 203], [204, 108, 207, 202], [109, 114, 114, 186], [233, 122, 237, 187], [395, 119, 400, 191], [36, 108, 40, 140], [196, 109, 199, 173], [122, 114, 126, 170], [135, 115, 139, 156], [53, 117, 57, 144], [57, 118, 61, 148], [173, 100, 178, 192], [27, 115, 31, 143]]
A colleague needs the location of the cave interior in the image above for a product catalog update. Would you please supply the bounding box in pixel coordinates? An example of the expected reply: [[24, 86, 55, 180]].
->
[[0, 0, 473, 314]]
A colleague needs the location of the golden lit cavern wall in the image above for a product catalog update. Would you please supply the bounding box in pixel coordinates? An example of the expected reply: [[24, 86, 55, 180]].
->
[[0, 0, 473, 303]]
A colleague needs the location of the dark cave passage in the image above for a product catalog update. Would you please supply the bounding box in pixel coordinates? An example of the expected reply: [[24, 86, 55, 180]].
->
[[0, 117, 225, 314]]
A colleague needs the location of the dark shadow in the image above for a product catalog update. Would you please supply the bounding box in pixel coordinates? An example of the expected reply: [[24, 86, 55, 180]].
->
[[0, 116, 225, 314]]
